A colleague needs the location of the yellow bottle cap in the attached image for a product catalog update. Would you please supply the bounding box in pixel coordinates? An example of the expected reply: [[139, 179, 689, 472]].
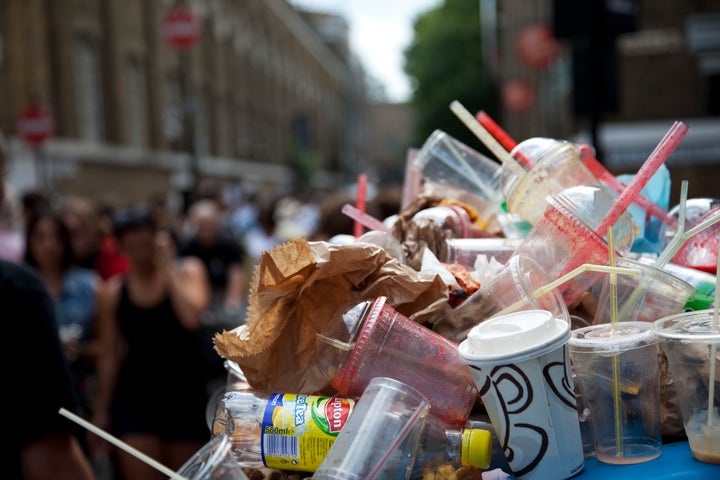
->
[[461, 428, 492, 469]]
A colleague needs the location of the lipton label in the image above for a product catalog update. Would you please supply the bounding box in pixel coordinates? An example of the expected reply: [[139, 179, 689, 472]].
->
[[261, 394, 355, 471]]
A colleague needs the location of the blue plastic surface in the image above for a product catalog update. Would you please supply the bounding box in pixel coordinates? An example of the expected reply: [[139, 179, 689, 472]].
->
[[575, 441, 719, 479]]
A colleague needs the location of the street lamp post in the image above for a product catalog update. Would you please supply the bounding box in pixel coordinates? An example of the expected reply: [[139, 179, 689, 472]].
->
[[162, 2, 203, 213]]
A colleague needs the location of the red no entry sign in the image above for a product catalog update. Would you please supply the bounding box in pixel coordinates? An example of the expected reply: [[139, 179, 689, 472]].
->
[[162, 5, 202, 50], [17, 105, 55, 148]]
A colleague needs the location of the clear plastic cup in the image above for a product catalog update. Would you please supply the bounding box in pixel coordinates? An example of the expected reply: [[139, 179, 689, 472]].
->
[[458, 310, 585, 479], [176, 435, 249, 480], [413, 129, 504, 227], [653, 311, 720, 464], [511, 185, 637, 307], [433, 254, 569, 343], [313, 377, 430, 480], [442, 237, 522, 270], [314, 296, 479, 426], [590, 257, 695, 325], [501, 138, 603, 226], [569, 322, 662, 465]]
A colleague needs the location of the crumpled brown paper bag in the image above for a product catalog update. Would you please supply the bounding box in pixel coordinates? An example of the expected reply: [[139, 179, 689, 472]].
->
[[213, 238, 449, 394]]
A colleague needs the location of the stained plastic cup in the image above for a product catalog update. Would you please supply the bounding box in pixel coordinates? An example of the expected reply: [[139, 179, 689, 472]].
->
[[313, 377, 430, 480], [315, 296, 479, 426], [511, 185, 637, 307], [590, 257, 694, 325], [433, 254, 569, 343], [413, 129, 504, 227], [458, 310, 584, 479], [653, 311, 720, 464], [670, 206, 720, 274], [569, 322, 662, 465], [177, 434, 249, 480], [501, 138, 603, 226]]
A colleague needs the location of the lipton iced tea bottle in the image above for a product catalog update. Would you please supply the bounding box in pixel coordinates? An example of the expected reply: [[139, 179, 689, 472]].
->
[[211, 389, 355, 473]]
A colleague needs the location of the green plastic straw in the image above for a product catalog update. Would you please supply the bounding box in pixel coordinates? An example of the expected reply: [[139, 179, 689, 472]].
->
[[708, 245, 719, 428], [609, 227, 623, 457]]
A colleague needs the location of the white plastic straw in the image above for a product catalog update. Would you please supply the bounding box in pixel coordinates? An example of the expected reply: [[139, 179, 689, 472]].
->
[[58, 408, 187, 480]]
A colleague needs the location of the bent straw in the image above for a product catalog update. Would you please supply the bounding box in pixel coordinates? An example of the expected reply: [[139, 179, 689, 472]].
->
[[449, 100, 526, 178], [58, 408, 187, 480], [490, 263, 640, 319], [476, 110, 533, 169], [578, 145, 678, 229], [341, 203, 391, 234], [594, 121, 689, 238]]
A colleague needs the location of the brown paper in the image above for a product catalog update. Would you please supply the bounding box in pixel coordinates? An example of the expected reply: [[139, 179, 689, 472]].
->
[[214, 238, 449, 394]]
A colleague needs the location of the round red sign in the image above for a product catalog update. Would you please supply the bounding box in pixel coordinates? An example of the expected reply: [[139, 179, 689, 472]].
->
[[162, 6, 202, 50], [17, 105, 55, 148]]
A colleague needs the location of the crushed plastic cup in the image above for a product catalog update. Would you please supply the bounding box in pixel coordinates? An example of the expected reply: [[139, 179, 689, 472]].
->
[[590, 257, 694, 325], [441, 237, 522, 270], [314, 296, 479, 426], [569, 322, 662, 465], [458, 310, 585, 479], [500, 138, 603, 226], [313, 377, 430, 480], [176, 435, 249, 480], [653, 311, 720, 464], [412, 129, 504, 228], [433, 254, 569, 343]]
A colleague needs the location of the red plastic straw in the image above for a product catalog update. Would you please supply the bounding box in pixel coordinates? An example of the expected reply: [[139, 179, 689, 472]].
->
[[578, 145, 678, 229], [594, 121, 689, 238], [475, 110, 533, 169], [354, 173, 368, 238]]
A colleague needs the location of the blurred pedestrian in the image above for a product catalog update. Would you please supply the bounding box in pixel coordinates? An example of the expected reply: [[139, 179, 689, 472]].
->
[[59, 195, 130, 280], [243, 198, 282, 260], [92, 205, 212, 480], [24, 209, 102, 419], [3, 258, 96, 480], [0, 129, 24, 262], [181, 199, 247, 328]]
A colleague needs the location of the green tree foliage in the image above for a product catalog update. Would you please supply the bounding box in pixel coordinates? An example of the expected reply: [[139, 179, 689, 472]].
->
[[404, 0, 498, 150]]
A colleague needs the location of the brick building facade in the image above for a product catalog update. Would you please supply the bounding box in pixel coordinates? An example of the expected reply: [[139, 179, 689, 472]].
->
[[0, 0, 368, 204]]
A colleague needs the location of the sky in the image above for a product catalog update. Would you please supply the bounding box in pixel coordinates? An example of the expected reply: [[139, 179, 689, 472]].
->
[[289, 0, 441, 103]]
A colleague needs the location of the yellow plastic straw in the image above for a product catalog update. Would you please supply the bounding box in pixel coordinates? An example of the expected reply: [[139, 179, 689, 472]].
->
[[490, 263, 640, 319], [449, 100, 526, 178], [58, 408, 188, 480], [609, 227, 623, 457]]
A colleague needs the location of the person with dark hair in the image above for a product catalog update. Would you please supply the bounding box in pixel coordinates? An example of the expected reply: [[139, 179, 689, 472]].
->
[[24, 209, 102, 420], [2, 258, 96, 480], [92, 204, 212, 479]]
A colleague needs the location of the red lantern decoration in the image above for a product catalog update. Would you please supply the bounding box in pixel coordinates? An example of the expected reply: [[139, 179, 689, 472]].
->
[[502, 79, 535, 113], [516, 24, 560, 70]]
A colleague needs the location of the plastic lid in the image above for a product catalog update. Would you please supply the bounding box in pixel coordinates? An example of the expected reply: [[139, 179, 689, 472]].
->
[[510, 137, 574, 168], [461, 428, 492, 469], [553, 185, 637, 252], [458, 310, 570, 364], [652, 310, 720, 343], [569, 321, 658, 353]]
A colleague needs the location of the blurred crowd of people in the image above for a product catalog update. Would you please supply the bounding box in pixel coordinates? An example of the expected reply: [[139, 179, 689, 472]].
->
[[0, 126, 370, 479]]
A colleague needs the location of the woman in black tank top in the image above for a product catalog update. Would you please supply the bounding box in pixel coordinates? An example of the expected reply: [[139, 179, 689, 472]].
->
[[91, 206, 211, 479]]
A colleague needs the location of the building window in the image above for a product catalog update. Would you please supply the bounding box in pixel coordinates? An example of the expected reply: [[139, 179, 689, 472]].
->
[[163, 73, 183, 148], [124, 59, 147, 148], [73, 37, 104, 142], [215, 98, 232, 157]]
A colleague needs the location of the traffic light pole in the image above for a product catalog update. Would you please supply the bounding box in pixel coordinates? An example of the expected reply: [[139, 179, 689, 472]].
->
[[179, 50, 199, 214]]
